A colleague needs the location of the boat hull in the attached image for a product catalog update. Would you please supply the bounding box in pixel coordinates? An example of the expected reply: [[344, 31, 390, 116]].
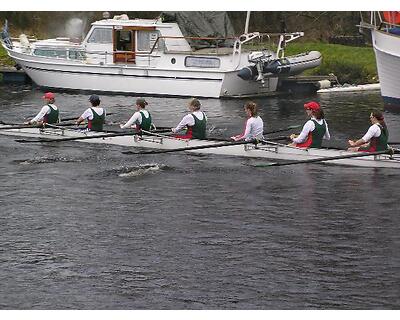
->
[[1, 126, 399, 168], [371, 29, 400, 108], [6, 49, 279, 98]]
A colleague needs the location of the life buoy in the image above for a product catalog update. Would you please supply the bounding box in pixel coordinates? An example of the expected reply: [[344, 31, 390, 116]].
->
[[383, 11, 400, 25]]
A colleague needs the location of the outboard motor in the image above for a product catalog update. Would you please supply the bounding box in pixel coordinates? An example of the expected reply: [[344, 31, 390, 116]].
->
[[238, 50, 322, 81]]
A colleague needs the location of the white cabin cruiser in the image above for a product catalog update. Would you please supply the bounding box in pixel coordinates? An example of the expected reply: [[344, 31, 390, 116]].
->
[[1, 12, 321, 98]]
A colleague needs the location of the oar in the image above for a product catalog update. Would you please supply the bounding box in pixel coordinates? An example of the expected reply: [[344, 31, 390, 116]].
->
[[15, 131, 137, 143], [23, 112, 116, 122], [122, 139, 259, 155], [60, 112, 115, 122], [0, 121, 81, 130], [264, 125, 301, 135], [0, 123, 44, 130], [14, 128, 174, 143], [253, 149, 397, 168], [266, 135, 291, 141]]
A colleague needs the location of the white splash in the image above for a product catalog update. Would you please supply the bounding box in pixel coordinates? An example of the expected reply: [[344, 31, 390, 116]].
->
[[118, 163, 163, 177]]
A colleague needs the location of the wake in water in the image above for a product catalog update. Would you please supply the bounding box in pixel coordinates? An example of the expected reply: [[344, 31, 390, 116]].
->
[[114, 163, 168, 177], [14, 156, 82, 165]]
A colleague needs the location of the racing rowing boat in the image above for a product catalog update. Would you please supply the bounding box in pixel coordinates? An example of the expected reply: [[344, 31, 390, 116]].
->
[[1, 124, 399, 168]]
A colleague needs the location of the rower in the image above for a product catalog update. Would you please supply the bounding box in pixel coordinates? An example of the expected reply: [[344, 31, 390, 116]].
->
[[25, 92, 60, 125], [76, 94, 106, 132], [120, 98, 153, 133], [171, 98, 207, 139], [289, 101, 330, 148], [348, 110, 389, 152], [231, 101, 264, 141]]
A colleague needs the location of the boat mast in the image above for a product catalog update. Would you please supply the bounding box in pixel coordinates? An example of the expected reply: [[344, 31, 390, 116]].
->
[[244, 11, 251, 34]]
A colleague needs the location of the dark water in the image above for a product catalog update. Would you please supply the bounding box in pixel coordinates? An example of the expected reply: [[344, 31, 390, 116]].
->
[[1, 84, 400, 309]]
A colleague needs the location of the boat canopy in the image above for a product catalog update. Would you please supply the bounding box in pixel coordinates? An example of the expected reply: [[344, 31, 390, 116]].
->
[[160, 11, 236, 49]]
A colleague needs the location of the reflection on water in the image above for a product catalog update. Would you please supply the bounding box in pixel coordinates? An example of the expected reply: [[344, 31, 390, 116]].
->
[[0, 84, 400, 309]]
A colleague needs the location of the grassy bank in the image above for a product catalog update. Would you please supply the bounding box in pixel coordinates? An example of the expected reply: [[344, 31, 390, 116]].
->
[[0, 45, 14, 67], [1, 41, 378, 85], [284, 42, 378, 85]]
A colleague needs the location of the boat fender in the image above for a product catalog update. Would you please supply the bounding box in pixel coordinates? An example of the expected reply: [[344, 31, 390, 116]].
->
[[19, 34, 30, 48], [316, 79, 331, 89], [237, 65, 258, 81]]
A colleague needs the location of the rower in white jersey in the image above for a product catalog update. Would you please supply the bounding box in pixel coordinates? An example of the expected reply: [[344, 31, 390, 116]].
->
[[76, 94, 106, 132], [171, 98, 207, 139], [289, 101, 330, 148], [120, 98, 153, 133], [25, 92, 60, 125], [231, 101, 264, 141]]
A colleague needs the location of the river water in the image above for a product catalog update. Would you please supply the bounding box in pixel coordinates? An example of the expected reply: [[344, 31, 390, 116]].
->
[[0, 84, 399, 309]]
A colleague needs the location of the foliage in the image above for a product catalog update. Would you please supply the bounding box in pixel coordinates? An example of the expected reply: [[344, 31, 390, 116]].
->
[[0, 45, 14, 67], [284, 42, 378, 84]]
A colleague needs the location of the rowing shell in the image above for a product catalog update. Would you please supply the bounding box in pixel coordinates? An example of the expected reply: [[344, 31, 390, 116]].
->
[[1, 125, 400, 168]]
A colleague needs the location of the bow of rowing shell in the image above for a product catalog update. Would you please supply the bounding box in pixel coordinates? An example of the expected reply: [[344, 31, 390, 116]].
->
[[1, 125, 400, 168]]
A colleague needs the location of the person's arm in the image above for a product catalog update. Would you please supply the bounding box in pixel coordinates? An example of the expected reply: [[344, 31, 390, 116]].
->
[[323, 121, 331, 140], [171, 114, 194, 133], [231, 119, 249, 141], [28, 106, 49, 124], [348, 125, 379, 147], [76, 109, 91, 125], [292, 121, 314, 143], [120, 112, 140, 129]]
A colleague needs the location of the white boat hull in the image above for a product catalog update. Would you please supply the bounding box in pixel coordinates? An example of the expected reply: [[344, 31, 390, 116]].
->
[[1, 126, 399, 168], [371, 29, 400, 106], [6, 48, 279, 99]]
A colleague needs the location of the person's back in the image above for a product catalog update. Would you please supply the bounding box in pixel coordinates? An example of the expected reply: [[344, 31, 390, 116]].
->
[[76, 95, 105, 132], [348, 111, 389, 152], [290, 102, 330, 148], [26, 92, 60, 125], [88, 107, 105, 132], [231, 101, 264, 142], [120, 98, 153, 132], [190, 111, 207, 139], [172, 98, 207, 139]]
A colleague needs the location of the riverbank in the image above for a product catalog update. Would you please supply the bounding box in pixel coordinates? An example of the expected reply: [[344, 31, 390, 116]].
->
[[0, 42, 377, 85], [284, 42, 378, 85]]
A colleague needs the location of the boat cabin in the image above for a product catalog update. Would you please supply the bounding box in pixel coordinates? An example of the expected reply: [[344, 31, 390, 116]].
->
[[80, 16, 194, 65]]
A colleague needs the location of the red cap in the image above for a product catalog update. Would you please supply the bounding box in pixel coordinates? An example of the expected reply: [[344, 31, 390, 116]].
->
[[42, 92, 55, 100], [304, 101, 320, 111]]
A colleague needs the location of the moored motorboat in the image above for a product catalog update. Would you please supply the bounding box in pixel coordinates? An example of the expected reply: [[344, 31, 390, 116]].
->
[[359, 11, 400, 108], [0, 12, 321, 98], [1, 124, 399, 168]]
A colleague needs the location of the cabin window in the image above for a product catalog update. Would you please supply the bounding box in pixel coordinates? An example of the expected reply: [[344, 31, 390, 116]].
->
[[185, 56, 221, 68], [137, 30, 159, 52], [33, 49, 67, 58], [68, 50, 86, 60], [115, 30, 133, 51], [87, 28, 112, 44]]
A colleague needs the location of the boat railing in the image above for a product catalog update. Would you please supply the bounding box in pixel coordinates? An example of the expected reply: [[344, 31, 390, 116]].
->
[[378, 20, 400, 32], [359, 12, 400, 33], [148, 35, 238, 55]]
